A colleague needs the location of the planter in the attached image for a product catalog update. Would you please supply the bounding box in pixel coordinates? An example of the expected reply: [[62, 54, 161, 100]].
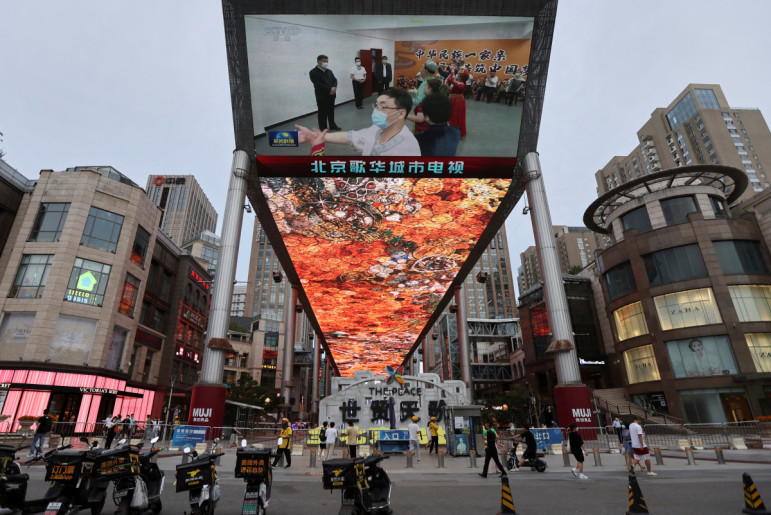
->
[[16, 419, 34, 434]]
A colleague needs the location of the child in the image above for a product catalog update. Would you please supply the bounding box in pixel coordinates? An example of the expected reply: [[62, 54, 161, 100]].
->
[[568, 423, 588, 479]]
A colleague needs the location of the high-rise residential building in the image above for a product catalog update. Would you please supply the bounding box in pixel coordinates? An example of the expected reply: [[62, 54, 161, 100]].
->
[[231, 284, 247, 317], [517, 226, 604, 293], [144, 174, 218, 246], [595, 84, 771, 200], [181, 230, 221, 277]]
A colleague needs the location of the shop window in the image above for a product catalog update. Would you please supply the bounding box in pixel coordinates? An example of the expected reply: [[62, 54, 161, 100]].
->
[[48, 314, 97, 365], [666, 335, 737, 378], [105, 326, 127, 371], [130, 226, 150, 267], [745, 333, 771, 373], [623, 345, 660, 384], [714, 240, 769, 275], [660, 195, 698, 226], [118, 274, 140, 317], [65, 258, 112, 307], [621, 206, 652, 234], [28, 203, 70, 242], [9, 255, 54, 299], [679, 388, 749, 424], [654, 287, 722, 331], [613, 301, 648, 341], [729, 285, 771, 322], [0, 312, 36, 361], [80, 207, 124, 253], [643, 244, 706, 287], [604, 261, 637, 301]]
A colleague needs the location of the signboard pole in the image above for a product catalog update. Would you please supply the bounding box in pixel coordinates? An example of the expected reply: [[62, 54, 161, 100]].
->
[[523, 152, 593, 431], [190, 149, 250, 431], [311, 332, 320, 421]]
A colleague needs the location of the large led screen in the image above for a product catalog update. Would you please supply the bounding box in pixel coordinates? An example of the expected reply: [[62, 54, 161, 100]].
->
[[240, 12, 541, 376]]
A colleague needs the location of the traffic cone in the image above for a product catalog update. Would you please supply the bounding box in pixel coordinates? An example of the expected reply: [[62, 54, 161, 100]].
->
[[743, 472, 770, 514], [626, 474, 649, 514], [497, 474, 516, 514]]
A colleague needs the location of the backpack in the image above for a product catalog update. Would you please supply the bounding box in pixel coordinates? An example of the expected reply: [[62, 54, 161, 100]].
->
[[319, 429, 327, 442], [38, 416, 53, 433]]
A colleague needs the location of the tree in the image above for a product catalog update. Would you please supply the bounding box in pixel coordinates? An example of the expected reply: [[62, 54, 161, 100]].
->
[[0, 131, 5, 159], [481, 385, 533, 426], [229, 319, 249, 333], [226, 374, 271, 409], [567, 265, 584, 275]]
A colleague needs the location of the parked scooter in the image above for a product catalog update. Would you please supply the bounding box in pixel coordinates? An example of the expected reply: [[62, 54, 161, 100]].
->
[[176, 439, 223, 515], [93, 438, 155, 514], [234, 439, 272, 515], [136, 438, 163, 514], [505, 441, 547, 473], [322, 454, 392, 515]]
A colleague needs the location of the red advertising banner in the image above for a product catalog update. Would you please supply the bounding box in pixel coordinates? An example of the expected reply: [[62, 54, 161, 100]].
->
[[553, 383, 596, 439], [188, 384, 227, 434]]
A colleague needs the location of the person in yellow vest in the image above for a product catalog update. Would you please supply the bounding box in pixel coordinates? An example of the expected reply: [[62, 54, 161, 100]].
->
[[271, 418, 293, 468], [428, 416, 439, 455]]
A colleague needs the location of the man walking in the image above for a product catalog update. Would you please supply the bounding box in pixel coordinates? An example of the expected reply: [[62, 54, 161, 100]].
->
[[478, 421, 506, 478], [568, 423, 589, 479], [28, 409, 53, 457], [346, 421, 358, 458], [325, 421, 338, 458], [309, 54, 341, 131], [629, 415, 657, 476], [318, 421, 329, 459], [271, 418, 293, 469], [407, 416, 421, 463]]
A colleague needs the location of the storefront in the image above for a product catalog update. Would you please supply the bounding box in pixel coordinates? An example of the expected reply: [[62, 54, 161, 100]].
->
[[0, 369, 155, 433]]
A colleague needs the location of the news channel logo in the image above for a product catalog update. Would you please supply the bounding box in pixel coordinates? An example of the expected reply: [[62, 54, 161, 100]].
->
[[269, 130, 299, 147]]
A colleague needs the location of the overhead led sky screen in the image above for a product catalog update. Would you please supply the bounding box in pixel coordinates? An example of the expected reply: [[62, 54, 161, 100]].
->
[[245, 15, 533, 376]]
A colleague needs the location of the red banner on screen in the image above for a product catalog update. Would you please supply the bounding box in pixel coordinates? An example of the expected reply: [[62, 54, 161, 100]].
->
[[256, 156, 516, 178]]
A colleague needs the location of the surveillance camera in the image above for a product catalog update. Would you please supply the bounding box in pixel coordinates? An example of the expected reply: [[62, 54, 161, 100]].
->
[[272, 271, 283, 283], [449, 304, 458, 314], [431, 331, 439, 341], [522, 206, 530, 215], [476, 271, 489, 283], [295, 305, 303, 313]]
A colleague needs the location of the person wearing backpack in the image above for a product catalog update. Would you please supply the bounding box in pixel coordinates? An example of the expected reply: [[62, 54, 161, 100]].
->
[[28, 409, 53, 457], [318, 421, 328, 458]]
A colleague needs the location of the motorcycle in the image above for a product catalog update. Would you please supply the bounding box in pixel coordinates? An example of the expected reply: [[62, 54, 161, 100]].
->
[[322, 454, 392, 515], [92, 438, 153, 514], [175, 439, 223, 515], [136, 438, 163, 514], [234, 439, 272, 515], [505, 441, 547, 473]]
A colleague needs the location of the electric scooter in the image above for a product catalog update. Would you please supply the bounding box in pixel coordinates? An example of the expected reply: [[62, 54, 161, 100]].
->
[[93, 438, 155, 514], [505, 441, 547, 473], [234, 439, 272, 515], [322, 454, 392, 515], [176, 439, 223, 515]]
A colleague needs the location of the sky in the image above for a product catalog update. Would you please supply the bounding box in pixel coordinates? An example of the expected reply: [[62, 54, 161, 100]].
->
[[2, 1, 771, 298]]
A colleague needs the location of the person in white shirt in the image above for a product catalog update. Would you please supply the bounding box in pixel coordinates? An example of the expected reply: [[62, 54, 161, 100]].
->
[[296, 88, 420, 156], [325, 421, 339, 459], [612, 417, 623, 443], [476, 69, 499, 103], [407, 415, 421, 463], [629, 415, 656, 476], [349, 57, 367, 109]]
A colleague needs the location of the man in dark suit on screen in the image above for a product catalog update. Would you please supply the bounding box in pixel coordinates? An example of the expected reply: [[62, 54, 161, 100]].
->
[[374, 55, 392, 94]]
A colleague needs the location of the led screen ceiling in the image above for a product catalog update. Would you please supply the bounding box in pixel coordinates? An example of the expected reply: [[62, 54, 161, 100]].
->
[[232, 8, 550, 376]]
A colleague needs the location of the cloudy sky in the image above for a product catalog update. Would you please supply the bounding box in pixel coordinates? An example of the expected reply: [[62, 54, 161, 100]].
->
[[2, 1, 770, 296]]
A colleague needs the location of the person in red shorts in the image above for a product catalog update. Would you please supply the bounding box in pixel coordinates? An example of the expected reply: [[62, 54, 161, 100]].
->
[[629, 415, 657, 476]]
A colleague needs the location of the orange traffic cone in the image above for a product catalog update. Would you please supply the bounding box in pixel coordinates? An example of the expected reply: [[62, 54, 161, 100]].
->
[[743, 472, 770, 514], [498, 474, 516, 514], [626, 474, 649, 514]]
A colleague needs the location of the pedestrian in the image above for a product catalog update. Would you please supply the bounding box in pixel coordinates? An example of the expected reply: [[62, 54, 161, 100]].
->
[[613, 417, 623, 443], [271, 418, 293, 469], [346, 421, 358, 458], [478, 421, 506, 478], [427, 416, 439, 455], [309, 54, 341, 131], [105, 416, 120, 449], [568, 423, 589, 479], [325, 421, 338, 458], [511, 424, 538, 470], [152, 418, 160, 438], [318, 421, 329, 458], [407, 416, 421, 463], [629, 415, 657, 476], [621, 424, 635, 472], [350, 56, 367, 109], [28, 409, 54, 457], [374, 55, 392, 93]]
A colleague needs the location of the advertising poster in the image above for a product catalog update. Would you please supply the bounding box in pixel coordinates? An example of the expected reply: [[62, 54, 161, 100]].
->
[[171, 425, 208, 448], [666, 335, 737, 378]]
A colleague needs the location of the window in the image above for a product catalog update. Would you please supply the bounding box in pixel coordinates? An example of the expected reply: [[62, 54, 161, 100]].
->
[[623, 345, 660, 384], [714, 240, 769, 275], [666, 335, 737, 378], [28, 203, 70, 242], [9, 255, 54, 298], [131, 226, 150, 267], [80, 207, 124, 253], [654, 287, 722, 331], [0, 312, 36, 361], [709, 196, 728, 217], [105, 326, 127, 371], [666, 92, 697, 130], [644, 244, 706, 286], [65, 258, 112, 307], [694, 88, 720, 109], [604, 261, 637, 301], [745, 334, 771, 373], [660, 196, 698, 226], [118, 274, 140, 317], [613, 301, 648, 341], [48, 314, 97, 365], [622, 206, 652, 234], [728, 285, 771, 322]]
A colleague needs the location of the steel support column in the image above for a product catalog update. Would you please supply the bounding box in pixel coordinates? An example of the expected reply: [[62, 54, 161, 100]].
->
[[454, 286, 472, 402], [281, 285, 299, 416], [311, 332, 320, 421]]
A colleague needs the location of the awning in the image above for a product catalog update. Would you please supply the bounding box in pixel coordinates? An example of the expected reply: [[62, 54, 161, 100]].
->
[[225, 400, 264, 410]]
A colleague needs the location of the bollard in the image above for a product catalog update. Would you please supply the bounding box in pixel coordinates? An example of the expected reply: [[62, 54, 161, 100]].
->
[[181, 453, 189, 464], [469, 450, 477, 468], [406, 451, 414, 468], [592, 449, 602, 467], [342, 449, 349, 458], [437, 450, 445, 468], [562, 449, 571, 467], [685, 447, 695, 465], [310, 449, 317, 468], [653, 448, 664, 466], [715, 447, 725, 465]]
